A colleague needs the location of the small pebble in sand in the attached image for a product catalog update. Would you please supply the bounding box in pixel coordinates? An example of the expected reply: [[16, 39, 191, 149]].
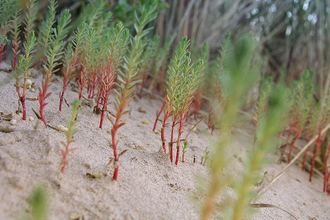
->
[[129, 144, 136, 149], [56, 125, 68, 132], [69, 212, 83, 220], [9, 119, 17, 125], [136, 145, 146, 150], [138, 107, 146, 113], [26, 79, 33, 89], [0, 124, 16, 133], [28, 116, 34, 121]]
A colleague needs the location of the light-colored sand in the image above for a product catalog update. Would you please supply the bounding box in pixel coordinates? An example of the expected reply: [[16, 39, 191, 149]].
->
[[0, 63, 329, 220]]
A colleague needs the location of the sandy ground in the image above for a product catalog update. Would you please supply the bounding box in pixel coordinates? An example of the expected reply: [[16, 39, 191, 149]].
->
[[0, 62, 329, 220]]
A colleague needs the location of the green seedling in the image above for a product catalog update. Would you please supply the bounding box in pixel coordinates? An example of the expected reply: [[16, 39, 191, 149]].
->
[[0, 0, 17, 67], [199, 34, 289, 220], [207, 31, 230, 135], [193, 41, 209, 120], [23, 0, 38, 54], [10, 0, 22, 70], [254, 77, 272, 151], [36, 0, 56, 68], [255, 171, 268, 187], [151, 36, 171, 99], [14, 31, 37, 120], [302, 101, 320, 171], [60, 99, 80, 173], [138, 35, 160, 98], [281, 71, 313, 162], [287, 72, 314, 162], [182, 140, 188, 162], [202, 150, 210, 166], [38, 9, 71, 125], [109, 1, 158, 181], [97, 22, 129, 129]]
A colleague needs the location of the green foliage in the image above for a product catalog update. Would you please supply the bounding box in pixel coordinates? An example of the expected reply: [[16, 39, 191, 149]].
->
[[117, 0, 158, 103], [254, 77, 273, 149], [10, 0, 22, 43], [15, 31, 37, 79], [200, 34, 285, 220], [65, 99, 80, 138], [105, 22, 130, 70], [37, 0, 57, 56], [27, 185, 49, 220], [24, 0, 38, 37], [165, 36, 190, 109], [0, 0, 16, 32], [43, 9, 71, 75], [139, 35, 160, 74]]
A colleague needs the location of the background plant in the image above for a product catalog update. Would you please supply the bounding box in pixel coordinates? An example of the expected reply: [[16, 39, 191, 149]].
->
[[0, 0, 16, 67], [138, 34, 160, 98], [10, 0, 21, 70]]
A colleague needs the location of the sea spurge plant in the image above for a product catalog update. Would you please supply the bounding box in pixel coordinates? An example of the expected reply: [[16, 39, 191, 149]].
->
[[193, 41, 209, 120], [60, 99, 80, 173], [23, 0, 38, 50], [231, 85, 289, 220], [0, 0, 16, 67], [172, 57, 204, 165], [151, 37, 171, 99], [207, 31, 231, 134], [287, 77, 314, 162], [38, 9, 71, 125], [14, 31, 37, 120], [159, 36, 190, 154], [253, 77, 272, 151], [109, 1, 158, 181], [98, 22, 129, 129], [10, 0, 21, 70], [281, 71, 314, 161], [309, 89, 330, 182], [302, 101, 320, 171], [200, 35, 259, 220], [138, 35, 160, 98], [59, 22, 85, 112], [36, 0, 57, 67]]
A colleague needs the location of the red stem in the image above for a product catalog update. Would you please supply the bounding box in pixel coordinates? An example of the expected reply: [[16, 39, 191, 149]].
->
[[288, 130, 301, 162], [153, 99, 166, 131], [111, 125, 119, 180], [309, 131, 323, 181], [100, 98, 107, 129], [170, 119, 179, 162], [0, 43, 4, 67], [139, 72, 146, 98], [281, 122, 294, 157], [175, 114, 185, 165], [161, 111, 169, 153], [302, 138, 310, 171], [324, 144, 330, 192], [158, 66, 165, 94]]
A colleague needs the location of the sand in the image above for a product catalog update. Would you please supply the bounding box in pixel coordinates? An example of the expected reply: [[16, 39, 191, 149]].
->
[[0, 62, 329, 220]]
